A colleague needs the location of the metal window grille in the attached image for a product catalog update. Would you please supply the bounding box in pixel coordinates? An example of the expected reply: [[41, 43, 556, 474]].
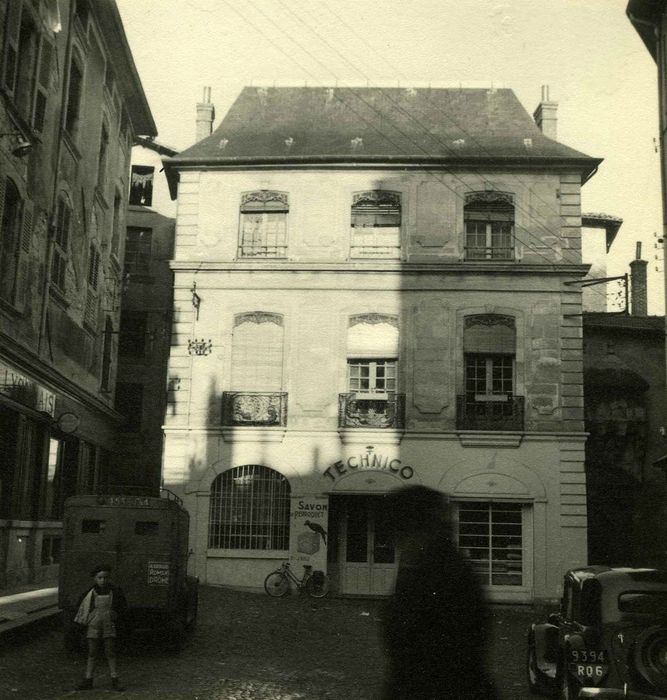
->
[[208, 465, 290, 550], [456, 502, 523, 586]]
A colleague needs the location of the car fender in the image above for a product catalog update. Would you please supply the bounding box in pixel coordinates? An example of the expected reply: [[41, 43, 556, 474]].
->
[[531, 622, 560, 680]]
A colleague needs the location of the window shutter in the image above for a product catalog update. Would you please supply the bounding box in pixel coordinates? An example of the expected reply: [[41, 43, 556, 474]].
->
[[231, 316, 284, 391], [2, 0, 22, 94], [463, 315, 516, 354], [32, 38, 52, 131], [0, 176, 6, 230], [15, 201, 33, 313], [21, 199, 33, 253], [347, 320, 399, 358]]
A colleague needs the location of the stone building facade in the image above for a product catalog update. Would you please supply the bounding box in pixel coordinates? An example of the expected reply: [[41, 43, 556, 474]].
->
[[0, 0, 154, 588], [113, 139, 176, 493], [162, 86, 600, 603]]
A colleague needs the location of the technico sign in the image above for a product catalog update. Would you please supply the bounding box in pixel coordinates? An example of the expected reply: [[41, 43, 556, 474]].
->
[[322, 451, 414, 482]]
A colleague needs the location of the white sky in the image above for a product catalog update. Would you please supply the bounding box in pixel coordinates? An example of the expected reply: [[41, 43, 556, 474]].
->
[[116, 0, 664, 313]]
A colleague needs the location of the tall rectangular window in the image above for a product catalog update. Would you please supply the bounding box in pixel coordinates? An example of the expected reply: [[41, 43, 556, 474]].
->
[[97, 122, 109, 189], [464, 191, 514, 260], [350, 191, 401, 258], [0, 177, 22, 304], [51, 196, 71, 293], [238, 191, 288, 258], [64, 58, 83, 136], [115, 382, 143, 433], [456, 502, 524, 587], [110, 193, 121, 258], [129, 166, 154, 206], [348, 359, 397, 394], [124, 227, 152, 274], [231, 313, 284, 391], [118, 311, 147, 358]]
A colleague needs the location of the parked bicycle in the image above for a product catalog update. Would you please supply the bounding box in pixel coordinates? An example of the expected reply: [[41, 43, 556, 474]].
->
[[264, 562, 330, 598]]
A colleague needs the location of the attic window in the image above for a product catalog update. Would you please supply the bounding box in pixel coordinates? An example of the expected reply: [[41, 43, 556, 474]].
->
[[351, 137, 363, 151]]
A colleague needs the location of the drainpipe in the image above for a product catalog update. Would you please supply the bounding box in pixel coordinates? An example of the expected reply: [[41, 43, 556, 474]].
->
[[37, 2, 75, 355]]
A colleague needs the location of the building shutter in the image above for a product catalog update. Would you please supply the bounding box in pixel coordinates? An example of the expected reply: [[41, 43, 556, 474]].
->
[[463, 315, 516, 354], [347, 317, 399, 358], [231, 314, 284, 391], [32, 38, 52, 131], [21, 199, 33, 252], [2, 0, 22, 94], [0, 176, 6, 230]]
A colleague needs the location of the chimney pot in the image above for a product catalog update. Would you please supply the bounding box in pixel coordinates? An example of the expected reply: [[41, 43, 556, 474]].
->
[[196, 86, 215, 142], [630, 247, 648, 316], [533, 84, 558, 140]]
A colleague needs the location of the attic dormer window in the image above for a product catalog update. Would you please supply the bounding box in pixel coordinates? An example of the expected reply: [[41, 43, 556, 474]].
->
[[464, 191, 514, 261], [238, 190, 289, 258], [350, 190, 401, 259]]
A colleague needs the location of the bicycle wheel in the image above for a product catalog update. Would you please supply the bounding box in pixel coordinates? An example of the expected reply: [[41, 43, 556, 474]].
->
[[264, 571, 290, 597], [306, 573, 330, 598]]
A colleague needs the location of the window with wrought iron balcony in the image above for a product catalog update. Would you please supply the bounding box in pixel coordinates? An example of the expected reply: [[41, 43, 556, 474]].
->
[[338, 358, 405, 429], [222, 311, 288, 427], [456, 314, 524, 431]]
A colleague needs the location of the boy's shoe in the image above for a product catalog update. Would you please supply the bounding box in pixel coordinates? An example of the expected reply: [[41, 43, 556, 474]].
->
[[111, 677, 125, 692], [75, 677, 93, 690]]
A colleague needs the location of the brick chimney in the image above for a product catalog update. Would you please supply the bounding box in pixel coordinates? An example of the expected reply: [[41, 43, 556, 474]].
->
[[196, 86, 215, 142], [630, 241, 648, 316], [533, 85, 558, 140]]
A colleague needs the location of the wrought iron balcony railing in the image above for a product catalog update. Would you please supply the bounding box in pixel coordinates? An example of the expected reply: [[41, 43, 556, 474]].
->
[[338, 393, 406, 429], [456, 395, 524, 431], [464, 246, 514, 261], [222, 392, 288, 427]]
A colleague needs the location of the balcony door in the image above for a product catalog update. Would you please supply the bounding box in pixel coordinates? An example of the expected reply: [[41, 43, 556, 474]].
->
[[333, 495, 397, 596]]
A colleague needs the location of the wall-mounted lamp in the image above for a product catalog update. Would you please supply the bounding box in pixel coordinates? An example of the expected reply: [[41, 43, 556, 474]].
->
[[0, 132, 32, 157], [188, 338, 212, 356]]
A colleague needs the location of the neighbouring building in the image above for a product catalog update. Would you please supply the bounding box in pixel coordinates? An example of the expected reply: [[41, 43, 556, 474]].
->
[[113, 138, 177, 494], [162, 85, 600, 603], [627, 0, 667, 488], [583, 246, 667, 568], [0, 0, 155, 588]]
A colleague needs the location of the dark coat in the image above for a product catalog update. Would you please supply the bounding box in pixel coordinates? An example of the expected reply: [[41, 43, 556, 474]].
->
[[383, 532, 498, 700]]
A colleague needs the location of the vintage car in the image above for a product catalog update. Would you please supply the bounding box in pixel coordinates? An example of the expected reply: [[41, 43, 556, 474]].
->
[[527, 566, 667, 699]]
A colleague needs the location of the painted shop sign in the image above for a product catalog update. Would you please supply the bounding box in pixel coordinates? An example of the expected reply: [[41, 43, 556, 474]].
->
[[289, 496, 327, 571], [0, 360, 56, 416], [322, 453, 414, 482]]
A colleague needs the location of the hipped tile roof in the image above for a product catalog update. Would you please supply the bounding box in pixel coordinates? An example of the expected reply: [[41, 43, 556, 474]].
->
[[168, 86, 599, 174]]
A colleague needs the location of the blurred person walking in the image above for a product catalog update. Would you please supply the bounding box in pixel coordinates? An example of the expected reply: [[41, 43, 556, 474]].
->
[[382, 485, 498, 699]]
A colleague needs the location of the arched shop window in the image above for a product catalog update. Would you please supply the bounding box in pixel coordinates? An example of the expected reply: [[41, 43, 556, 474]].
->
[[208, 465, 290, 550]]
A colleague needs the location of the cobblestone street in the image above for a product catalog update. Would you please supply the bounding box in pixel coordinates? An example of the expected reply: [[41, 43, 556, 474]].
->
[[0, 586, 539, 699]]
